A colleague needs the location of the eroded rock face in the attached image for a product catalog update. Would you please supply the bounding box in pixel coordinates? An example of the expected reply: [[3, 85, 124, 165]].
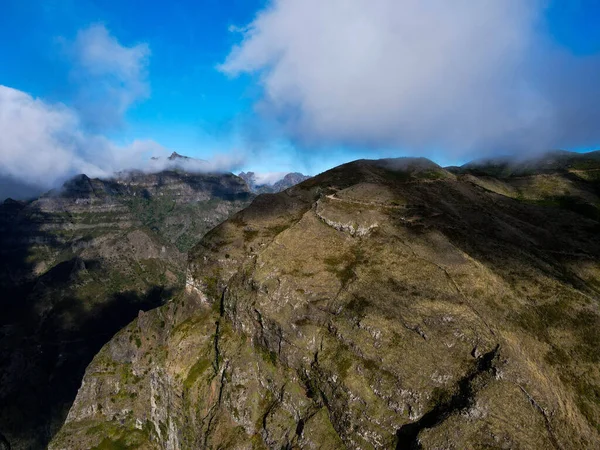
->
[[0, 170, 254, 450], [53, 156, 600, 449]]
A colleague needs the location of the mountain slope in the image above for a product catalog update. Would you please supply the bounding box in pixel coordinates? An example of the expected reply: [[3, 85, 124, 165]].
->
[[0, 170, 253, 450], [448, 150, 600, 221], [52, 154, 600, 449]]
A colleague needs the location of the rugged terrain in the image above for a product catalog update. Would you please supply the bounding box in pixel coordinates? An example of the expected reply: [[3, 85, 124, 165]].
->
[[0, 169, 254, 449], [48, 151, 600, 449]]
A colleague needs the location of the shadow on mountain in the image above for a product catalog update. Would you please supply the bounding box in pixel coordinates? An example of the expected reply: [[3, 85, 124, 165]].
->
[[0, 200, 173, 449], [0, 175, 45, 202], [0, 277, 172, 449]]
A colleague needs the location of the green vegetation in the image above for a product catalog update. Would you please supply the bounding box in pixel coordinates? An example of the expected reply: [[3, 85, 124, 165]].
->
[[380, 169, 412, 182], [513, 302, 600, 364], [256, 345, 278, 366], [334, 351, 353, 378], [82, 421, 152, 450], [127, 196, 176, 233], [324, 247, 365, 285], [119, 365, 143, 386], [265, 223, 289, 236], [184, 357, 212, 389], [573, 380, 600, 433], [91, 433, 145, 450], [514, 300, 600, 430], [203, 274, 221, 300], [243, 229, 259, 241], [428, 387, 453, 409], [344, 296, 371, 318], [518, 195, 600, 221]]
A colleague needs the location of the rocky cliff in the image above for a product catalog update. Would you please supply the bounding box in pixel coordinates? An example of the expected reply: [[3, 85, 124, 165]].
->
[[52, 152, 600, 449], [0, 169, 254, 449]]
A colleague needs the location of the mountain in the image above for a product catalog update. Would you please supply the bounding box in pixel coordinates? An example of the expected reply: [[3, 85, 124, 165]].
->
[[0, 169, 254, 449], [167, 152, 192, 161], [238, 171, 311, 194], [447, 150, 600, 221], [451, 149, 600, 178], [51, 151, 600, 449], [272, 173, 312, 192]]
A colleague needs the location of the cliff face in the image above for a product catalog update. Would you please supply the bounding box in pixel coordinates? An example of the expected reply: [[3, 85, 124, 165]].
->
[[0, 170, 253, 450], [53, 154, 600, 449]]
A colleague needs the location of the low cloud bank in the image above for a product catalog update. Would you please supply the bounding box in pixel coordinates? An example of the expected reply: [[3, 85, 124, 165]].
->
[[251, 171, 289, 185], [144, 152, 247, 175], [0, 86, 246, 200]]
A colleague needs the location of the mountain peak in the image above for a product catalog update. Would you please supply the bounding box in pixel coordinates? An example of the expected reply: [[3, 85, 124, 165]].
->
[[168, 152, 190, 161]]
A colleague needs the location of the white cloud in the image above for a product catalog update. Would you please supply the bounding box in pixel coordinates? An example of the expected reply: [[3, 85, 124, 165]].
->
[[0, 85, 162, 194], [0, 85, 247, 199], [68, 23, 150, 130], [0, 85, 82, 190], [253, 172, 288, 185], [0, 24, 249, 200], [220, 0, 600, 157], [145, 151, 247, 174]]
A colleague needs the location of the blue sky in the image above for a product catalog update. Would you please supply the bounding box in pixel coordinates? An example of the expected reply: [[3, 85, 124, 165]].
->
[[0, 1, 265, 157], [1, 0, 599, 197]]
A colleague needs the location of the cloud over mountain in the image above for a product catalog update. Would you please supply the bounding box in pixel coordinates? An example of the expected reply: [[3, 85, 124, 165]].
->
[[0, 85, 246, 200], [0, 24, 245, 200], [221, 0, 600, 157], [0, 24, 159, 199], [0, 85, 164, 197]]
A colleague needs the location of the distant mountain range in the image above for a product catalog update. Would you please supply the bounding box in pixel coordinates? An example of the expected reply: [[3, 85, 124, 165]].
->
[[0, 168, 254, 449], [238, 171, 311, 193]]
